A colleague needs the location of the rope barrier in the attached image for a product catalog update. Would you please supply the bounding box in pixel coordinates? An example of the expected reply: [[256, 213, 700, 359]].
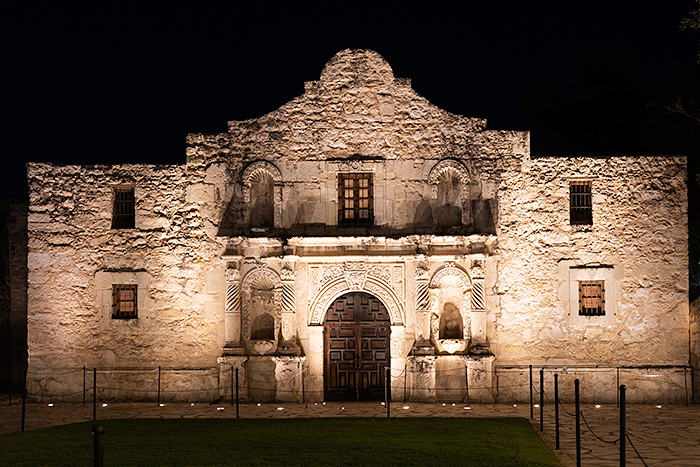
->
[[578, 411, 619, 445], [625, 432, 649, 467]]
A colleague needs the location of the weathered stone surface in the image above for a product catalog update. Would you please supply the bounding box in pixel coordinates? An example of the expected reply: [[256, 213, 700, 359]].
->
[[25, 49, 692, 403]]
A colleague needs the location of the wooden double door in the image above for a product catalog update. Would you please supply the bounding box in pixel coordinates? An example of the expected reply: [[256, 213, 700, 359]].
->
[[324, 292, 390, 401]]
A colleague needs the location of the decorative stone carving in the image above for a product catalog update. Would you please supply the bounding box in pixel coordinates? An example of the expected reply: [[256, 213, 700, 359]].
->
[[428, 159, 471, 226], [344, 261, 366, 290], [241, 161, 283, 229], [241, 265, 282, 355], [429, 263, 473, 354]]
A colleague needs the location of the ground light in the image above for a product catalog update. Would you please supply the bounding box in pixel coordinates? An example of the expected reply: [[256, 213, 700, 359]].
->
[[276, 407, 284, 411], [101, 403, 108, 407], [595, 405, 601, 408], [464, 406, 471, 410], [47, 403, 53, 407], [216, 407, 224, 411], [403, 406, 409, 410], [159, 403, 165, 407]]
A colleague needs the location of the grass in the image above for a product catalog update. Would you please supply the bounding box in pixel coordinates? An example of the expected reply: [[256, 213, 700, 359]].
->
[[0, 417, 563, 466]]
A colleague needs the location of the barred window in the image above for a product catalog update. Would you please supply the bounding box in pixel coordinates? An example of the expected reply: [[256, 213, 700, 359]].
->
[[112, 284, 138, 319], [579, 281, 604, 316], [112, 187, 135, 229], [338, 173, 373, 226], [570, 180, 592, 225]]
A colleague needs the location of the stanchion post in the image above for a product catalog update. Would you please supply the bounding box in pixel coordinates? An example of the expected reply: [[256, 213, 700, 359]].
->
[[465, 362, 470, 406], [83, 366, 86, 406], [302, 366, 306, 408], [230, 365, 234, 406], [235, 368, 239, 419], [575, 378, 581, 467], [92, 425, 104, 467], [157, 365, 161, 406], [554, 373, 560, 450], [616, 366, 620, 407], [21, 388, 26, 432], [385, 366, 390, 419], [529, 364, 533, 419], [93, 368, 97, 421], [539, 368, 544, 432], [620, 384, 626, 467]]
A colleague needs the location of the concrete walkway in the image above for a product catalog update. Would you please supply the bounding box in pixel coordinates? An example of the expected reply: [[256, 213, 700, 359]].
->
[[1, 399, 698, 465]]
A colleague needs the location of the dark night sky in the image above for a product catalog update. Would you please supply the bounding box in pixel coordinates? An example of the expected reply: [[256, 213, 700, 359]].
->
[[3, 2, 698, 199]]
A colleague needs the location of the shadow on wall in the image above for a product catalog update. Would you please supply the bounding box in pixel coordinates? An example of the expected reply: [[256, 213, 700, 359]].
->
[[217, 196, 497, 238]]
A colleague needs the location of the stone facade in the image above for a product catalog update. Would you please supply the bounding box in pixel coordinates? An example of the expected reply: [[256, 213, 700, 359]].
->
[[26, 49, 694, 403]]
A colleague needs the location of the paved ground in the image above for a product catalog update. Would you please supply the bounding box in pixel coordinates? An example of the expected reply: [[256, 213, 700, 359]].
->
[[1, 397, 698, 465]]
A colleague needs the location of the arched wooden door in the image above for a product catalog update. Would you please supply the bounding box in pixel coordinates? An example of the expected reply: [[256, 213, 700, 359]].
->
[[324, 292, 390, 401]]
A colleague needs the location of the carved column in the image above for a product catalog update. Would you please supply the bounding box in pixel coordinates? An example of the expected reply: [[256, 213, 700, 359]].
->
[[224, 262, 244, 355], [470, 263, 489, 354], [279, 260, 301, 355], [414, 260, 431, 349]]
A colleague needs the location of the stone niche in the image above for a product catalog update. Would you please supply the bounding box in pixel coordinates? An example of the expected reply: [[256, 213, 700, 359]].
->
[[428, 263, 472, 355], [241, 266, 282, 356]]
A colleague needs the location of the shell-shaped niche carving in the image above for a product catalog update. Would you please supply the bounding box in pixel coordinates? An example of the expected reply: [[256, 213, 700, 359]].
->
[[249, 276, 276, 340], [439, 274, 465, 290], [241, 267, 282, 355]]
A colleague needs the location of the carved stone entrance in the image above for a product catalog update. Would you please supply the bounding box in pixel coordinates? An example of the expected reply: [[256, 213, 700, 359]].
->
[[324, 292, 390, 401]]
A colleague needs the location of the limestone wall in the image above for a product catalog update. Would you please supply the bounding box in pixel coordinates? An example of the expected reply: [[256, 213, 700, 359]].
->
[[185, 49, 527, 237], [26, 163, 227, 400], [494, 155, 689, 401]]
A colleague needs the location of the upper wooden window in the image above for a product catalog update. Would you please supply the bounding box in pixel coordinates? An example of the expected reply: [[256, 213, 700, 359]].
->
[[338, 173, 373, 226], [112, 284, 138, 319], [579, 280, 605, 316], [570, 180, 592, 225], [112, 187, 135, 229]]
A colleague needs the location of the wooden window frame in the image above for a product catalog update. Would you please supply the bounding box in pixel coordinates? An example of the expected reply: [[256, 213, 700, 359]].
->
[[338, 173, 374, 226], [570, 180, 592, 225], [112, 284, 138, 319], [578, 280, 605, 316], [112, 186, 135, 229]]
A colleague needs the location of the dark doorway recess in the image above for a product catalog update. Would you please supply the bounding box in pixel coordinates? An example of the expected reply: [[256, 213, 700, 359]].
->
[[324, 292, 390, 401]]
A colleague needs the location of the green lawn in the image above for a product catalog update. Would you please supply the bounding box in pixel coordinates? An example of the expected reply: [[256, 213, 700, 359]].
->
[[0, 417, 562, 466]]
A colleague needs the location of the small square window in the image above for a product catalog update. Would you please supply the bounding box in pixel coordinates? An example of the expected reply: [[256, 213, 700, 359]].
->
[[112, 187, 135, 229], [112, 284, 138, 319], [579, 281, 604, 316], [570, 180, 592, 225], [338, 173, 373, 226]]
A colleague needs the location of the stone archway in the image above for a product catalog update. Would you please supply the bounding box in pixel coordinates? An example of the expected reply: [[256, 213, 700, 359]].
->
[[323, 292, 390, 401]]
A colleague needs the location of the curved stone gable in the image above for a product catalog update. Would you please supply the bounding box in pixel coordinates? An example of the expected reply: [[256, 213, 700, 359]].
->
[[319, 49, 396, 89]]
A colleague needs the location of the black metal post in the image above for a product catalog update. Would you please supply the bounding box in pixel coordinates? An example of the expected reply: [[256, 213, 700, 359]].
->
[[529, 364, 533, 419], [465, 362, 470, 406], [83, 366, 86, 406], [616, 366, 620, 407], [21, 389, 26, 432], [93, 368, 97, 421], [157, 365, 161, 406], [385, 367, 390, 418], [8, 360, 11, 406], [620, 384, 626, 467], [92, 425, 104, 467], [235, 368, 239, 419], [575, 378, 581, 467], [539, 368, 544, 431], [230, 365, 234, 406], [554, 373, 560, 450]]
